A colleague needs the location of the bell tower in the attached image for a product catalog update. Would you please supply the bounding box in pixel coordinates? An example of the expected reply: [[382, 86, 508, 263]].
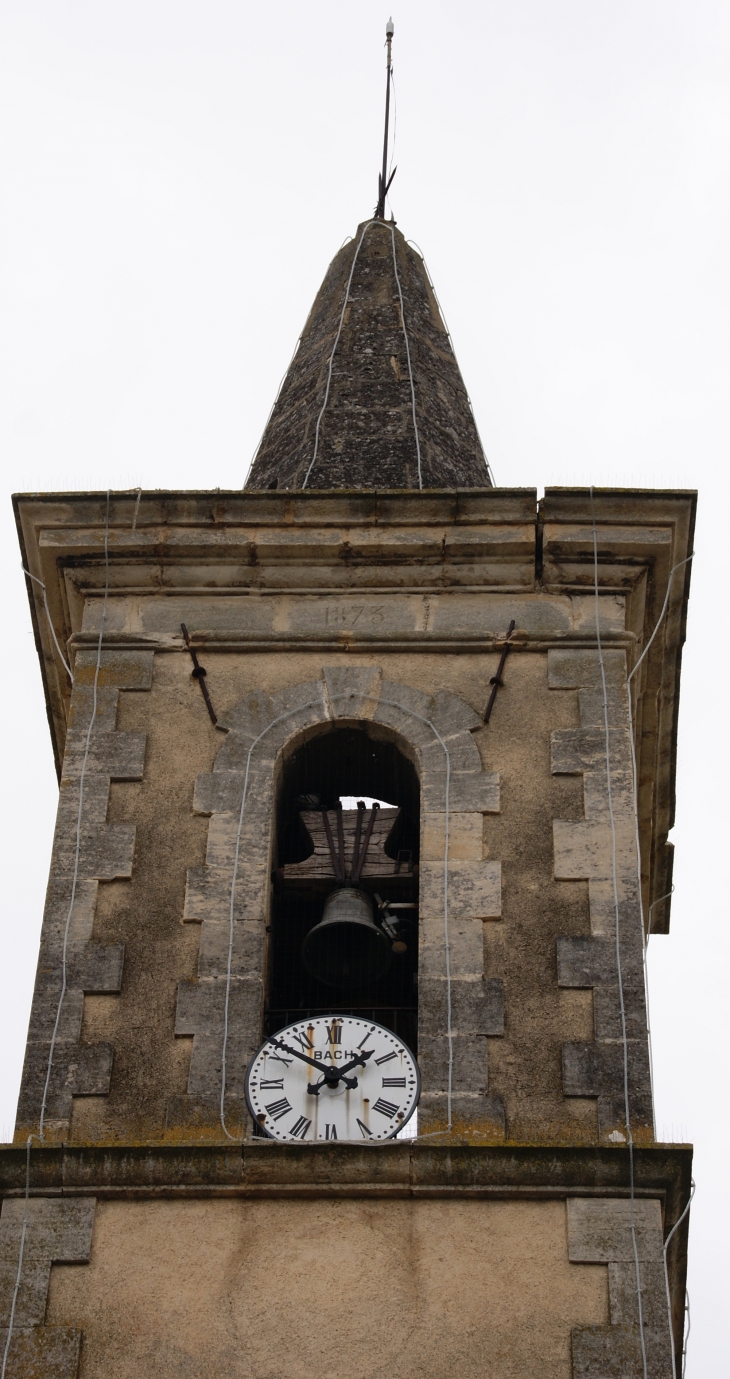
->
[[2, 24, 693, 1379]]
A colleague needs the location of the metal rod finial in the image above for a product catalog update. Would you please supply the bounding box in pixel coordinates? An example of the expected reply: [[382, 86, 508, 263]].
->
[[376, 18, 396, 218]]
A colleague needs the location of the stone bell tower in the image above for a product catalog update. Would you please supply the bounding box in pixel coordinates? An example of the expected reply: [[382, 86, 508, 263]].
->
[[2, 207, 694, 1376]]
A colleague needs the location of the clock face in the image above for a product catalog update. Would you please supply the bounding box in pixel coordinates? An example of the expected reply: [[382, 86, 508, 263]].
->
[[245, 1015, 420, 1143]]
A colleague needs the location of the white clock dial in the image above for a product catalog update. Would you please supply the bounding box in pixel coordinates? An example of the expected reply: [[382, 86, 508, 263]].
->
[[245, 1015, 420, 1143]]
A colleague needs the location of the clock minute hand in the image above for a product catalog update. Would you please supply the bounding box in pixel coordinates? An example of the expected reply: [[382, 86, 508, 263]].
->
[[269, 1037, 333, 1078]]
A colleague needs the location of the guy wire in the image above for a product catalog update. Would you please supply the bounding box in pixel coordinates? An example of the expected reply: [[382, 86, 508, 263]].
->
[[623, 547, 695, 1375], [302, 221, 375, 489], [21, 567, 73, 682], [590, 486, 648, 1378], [389, 224, 423, 490], [406, 238, 495, 486], [662, 1177, 695, 1379]]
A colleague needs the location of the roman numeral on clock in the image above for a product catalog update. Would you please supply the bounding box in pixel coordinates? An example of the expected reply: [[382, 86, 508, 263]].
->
[[372, 1098, 399, 1119], [325, 1022, 342, 1044], [259, 1079, 285, 1090], [325, 1124, 338, 1140], [292, 1030, 314, 1051], [381, 1077, 406, 1087], [265, 1097, 292, 1121], [375, 1051, 397, 1065], [357, 1118, 373, 1138], [290, 1116, 311, 1139]]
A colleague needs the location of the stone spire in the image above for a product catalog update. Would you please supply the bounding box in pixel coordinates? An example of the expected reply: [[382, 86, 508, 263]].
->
[[245, 219, 492, 491]]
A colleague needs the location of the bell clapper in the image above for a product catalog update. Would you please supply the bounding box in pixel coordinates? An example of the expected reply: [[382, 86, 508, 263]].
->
[[373, 894, 416, 952]]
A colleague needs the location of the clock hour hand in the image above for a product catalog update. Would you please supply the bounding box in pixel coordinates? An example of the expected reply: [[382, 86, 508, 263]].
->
[[336, 1048, 375, 1079], [307, 1072, 359, 1096]]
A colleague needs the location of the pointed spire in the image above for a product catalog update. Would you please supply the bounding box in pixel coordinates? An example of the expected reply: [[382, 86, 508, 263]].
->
[[246, 23, 491, 493], [246, 220, 491, 491]]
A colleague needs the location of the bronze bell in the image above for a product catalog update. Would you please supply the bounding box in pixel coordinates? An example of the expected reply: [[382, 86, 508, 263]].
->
[[302, 888, 392, 987]]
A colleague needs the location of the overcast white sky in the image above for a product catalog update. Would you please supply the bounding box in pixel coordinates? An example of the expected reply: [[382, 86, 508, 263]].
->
[[0, 1, 728, 1371]]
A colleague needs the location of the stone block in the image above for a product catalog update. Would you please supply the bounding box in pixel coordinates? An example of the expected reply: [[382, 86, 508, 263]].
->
[[378, 680, 435, 725], [609, 1261, 671, 1328], [72, 823, 136, 881], [184, 866, 267, 925], [562, 1040, 653, 1137], [578, 684, 629, 731], [175, 976, 264, 1098], [0, 1259, 52, 1328], [192, 771, 247, 816], [73, 648, 154, 688], [372, 699, 437, 751], [25, 987, 85, 1045], [217, 689, 277, 740], [582, 768, 636, 822], [571, 1325, 648, 1378], [557, 935, 595, 987], [418, 1091, 505, 1136], [419, 860, 501, 921], [0, 1326, 82, 1379], [553, 819, 636, 881], [421, 811, 483, 862], [197, 920, 265, 980], [62, 730, 146, 782], [65, 686, 120, 736], [419, 977, 504, 1042], [419, 732, 483, 784], [427, 689, 483, 738], [0, 1197, 96, 1266], [165, 1094, 246, 1139], [548, 648, 626, 694], [418, 1032, 489, 1096], [440, 772, 500, 814], [562, 1039, 651, 1102], [420, 915, 484, 979], [567, 1197, 664, 1263], [54, 776, 111, 838], [70, 942, 125, 993], [323, 664, 382, 718]]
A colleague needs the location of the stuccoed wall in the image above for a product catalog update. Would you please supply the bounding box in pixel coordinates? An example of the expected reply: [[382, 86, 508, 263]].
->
[[45, 1197, 606, 1379]]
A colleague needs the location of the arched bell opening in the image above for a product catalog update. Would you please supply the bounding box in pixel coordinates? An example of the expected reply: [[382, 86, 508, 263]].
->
[[265, 721, 420, 1055]]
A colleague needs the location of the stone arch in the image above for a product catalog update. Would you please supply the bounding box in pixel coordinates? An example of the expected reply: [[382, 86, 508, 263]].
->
[[168, 666, 505, 1139]]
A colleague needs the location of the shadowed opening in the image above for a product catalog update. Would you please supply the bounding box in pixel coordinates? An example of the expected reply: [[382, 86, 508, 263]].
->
[[265, 723, 420, 1054]]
